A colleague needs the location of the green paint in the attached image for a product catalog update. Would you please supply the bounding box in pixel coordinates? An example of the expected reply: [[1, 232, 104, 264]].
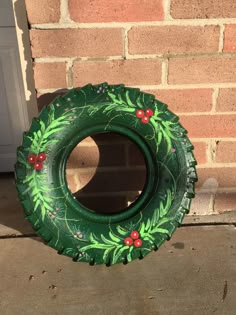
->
[[15, 83, 197, 266]]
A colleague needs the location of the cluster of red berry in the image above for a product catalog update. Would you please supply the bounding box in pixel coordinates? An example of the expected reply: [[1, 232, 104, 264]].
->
[[28, 153, 46, 170], [124, 230, 142, 247], [136, 108, 154, 124]]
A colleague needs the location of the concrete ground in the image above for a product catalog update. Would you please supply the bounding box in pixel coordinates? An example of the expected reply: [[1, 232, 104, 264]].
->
[[0, 174, 236, 315]]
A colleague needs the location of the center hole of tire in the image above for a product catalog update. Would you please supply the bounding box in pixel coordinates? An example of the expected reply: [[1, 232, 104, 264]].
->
[[66, 132, 147, 214]]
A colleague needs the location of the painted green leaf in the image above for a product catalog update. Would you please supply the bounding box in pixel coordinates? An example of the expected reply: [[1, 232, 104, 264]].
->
[[34, 199, 41, 211], [39, 120, 46, 133], [127, 246, 134, 262], [125, 91, 134, 107], [109, 231, 121, 242], [151, 227, 169, 234], [90, 233, 99, 245], [140, 222, 145, 235], [80, 243, 113, 252], [112, 245, 129, 264], [116, 225, 127, 236], [103, 246, 115, 262], [101, 234, 117, 246]]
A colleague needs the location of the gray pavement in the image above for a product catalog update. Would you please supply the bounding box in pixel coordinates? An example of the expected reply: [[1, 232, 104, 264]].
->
[[0, 174, 236, 314], [0, 226, 235, 315]]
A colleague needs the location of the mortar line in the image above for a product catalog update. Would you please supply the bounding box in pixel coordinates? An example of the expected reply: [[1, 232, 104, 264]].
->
[[30, 18, 236, 29], [66, 60, 73, 88], [206, 140, 212, 164], [211, 87, 219, 113], [60, 0, 72, 24], [208, 193, 215, 214], [34, 56, 124, 63], [36, 84, 236, 94], [35, 57, 77, 62], [124, 26, 132, 59], [209, 139, 217, 163], [219, 24, 225, 53], [196, 163, 236, 168], [161, 59, 168, 85], [163, 0, 172, 20], [33, 52, 236, 61]]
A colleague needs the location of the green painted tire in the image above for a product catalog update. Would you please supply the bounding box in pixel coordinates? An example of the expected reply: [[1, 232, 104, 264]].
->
[[15, 83, 197, 266]]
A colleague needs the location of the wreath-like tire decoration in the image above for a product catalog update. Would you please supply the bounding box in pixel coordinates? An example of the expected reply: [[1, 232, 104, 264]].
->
[[15, 83, 197, 266]]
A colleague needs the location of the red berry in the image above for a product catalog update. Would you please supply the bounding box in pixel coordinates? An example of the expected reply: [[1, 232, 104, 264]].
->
[[134, 239, 142, 247], [37, 152, 46, 162], [141, 116, 149, 124], [136, 109, 144, 118], [34, 162, 43, 170], [28, 155, 36, 164], [130, 231, 139, 240], [124, 237, 133, 246], [146, 108, 154, 117]]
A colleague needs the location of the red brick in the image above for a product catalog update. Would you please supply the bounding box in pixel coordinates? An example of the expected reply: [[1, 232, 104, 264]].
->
[[215, 141, 236, 163], [76, 195, 128, 213], [67, 145, 99, 169], [92, 132, 131, 145], [192, 142, 208, 164], [179, 115, 236, 138], [34, 62, 67, 89], [68, 0, 164, 22], [224, 25, 236, 52], [128, 140, 208, 166], [214, 193, 236, 213], [95, 144, 127, 167], [170, 0, 236, 19], [30, 29, 123, 58], [129, 26, 219, 55], [127, 137, 207, 166], [216, 88, 236, 112], [217, 89, 236, 112], [79, 169, 146, 192], [25, 0, 60, 24], [66, 168, 97, 191], [128, 143, 146, 166], [169, 56, 236, 84], [73, 59, 162, 86], [148, 89, 213, 113], [67, 143, 126, 168], [196, 167, 236, 189], [66, 173, 80, 193]]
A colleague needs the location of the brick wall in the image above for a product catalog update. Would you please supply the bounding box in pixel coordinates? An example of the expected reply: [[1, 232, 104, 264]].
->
[[25, 0, 236, 215]]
